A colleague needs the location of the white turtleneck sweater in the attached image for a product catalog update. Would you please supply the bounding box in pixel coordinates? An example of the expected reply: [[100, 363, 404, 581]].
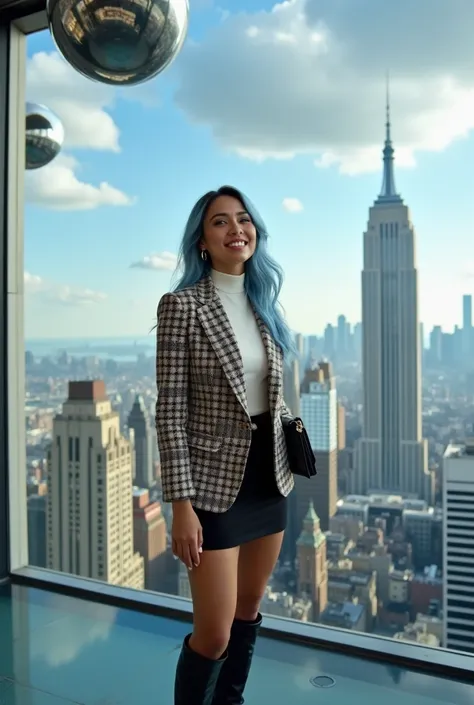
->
[[211, 269, 269, 416]]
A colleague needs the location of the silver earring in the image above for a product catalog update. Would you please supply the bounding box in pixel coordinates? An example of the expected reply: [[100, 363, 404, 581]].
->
[[201, 250, 208, 261]]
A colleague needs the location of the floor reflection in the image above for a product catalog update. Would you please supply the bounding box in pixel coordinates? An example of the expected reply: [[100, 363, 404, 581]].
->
[[0, 583, 473, 705]]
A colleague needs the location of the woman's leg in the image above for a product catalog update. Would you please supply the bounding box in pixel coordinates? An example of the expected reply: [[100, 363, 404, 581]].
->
[[212, 531, 284, 704], [235, 530, 284, 620], [174, 547, 239, 705], [189, 547, 239, 658]]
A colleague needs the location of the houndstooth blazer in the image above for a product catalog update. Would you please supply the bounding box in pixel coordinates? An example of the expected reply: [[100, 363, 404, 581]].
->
[[155, 275, 294, 513]]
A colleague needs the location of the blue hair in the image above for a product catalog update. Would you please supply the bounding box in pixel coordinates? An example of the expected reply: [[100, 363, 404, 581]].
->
[[173, 185, 296, 359]]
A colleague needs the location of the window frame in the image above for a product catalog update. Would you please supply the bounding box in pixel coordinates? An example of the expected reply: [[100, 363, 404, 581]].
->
[[0, 15, 9, 584]]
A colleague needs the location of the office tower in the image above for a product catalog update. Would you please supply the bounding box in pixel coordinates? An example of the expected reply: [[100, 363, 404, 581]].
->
[[128, 394, 154, 489], [462, 294, 473, 361], [307, 335, 320, 365], [443, 440, 474, 654], [463, 294, 472, 331], [337, 402, 346, 451], [27, 494, 46, 568], [297, 501, 328, 621], [46, 381, 144, 590], [353, 95, 432, 502], [283, 357, 301, 418], [296, 361, 338, 531], [295, 332, 305, 358], [403, 508, 442, 572], [133, 488, 167, 592], [323, 324, 335, 360], [353, 322, 362, 361], [453, 325, 464, 364], [336, 315, 349, 360], [429, 326, 443, 365]]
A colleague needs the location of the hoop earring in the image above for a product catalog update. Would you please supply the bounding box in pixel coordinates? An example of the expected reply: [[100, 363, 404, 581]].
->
[[201, 250, 208, 262]]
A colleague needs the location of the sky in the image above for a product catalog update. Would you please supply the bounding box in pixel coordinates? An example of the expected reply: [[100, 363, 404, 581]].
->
[[24, 0, 474, 340]]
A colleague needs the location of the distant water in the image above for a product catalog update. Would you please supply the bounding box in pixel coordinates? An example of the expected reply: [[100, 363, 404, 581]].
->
[[25, 336, 155, 360]]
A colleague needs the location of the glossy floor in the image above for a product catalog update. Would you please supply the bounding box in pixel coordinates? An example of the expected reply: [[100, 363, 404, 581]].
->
[[0, 583, 473, 705]]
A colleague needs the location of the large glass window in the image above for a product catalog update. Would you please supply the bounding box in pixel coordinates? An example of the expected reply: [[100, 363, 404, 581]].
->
[[18, 0, 474, 658]]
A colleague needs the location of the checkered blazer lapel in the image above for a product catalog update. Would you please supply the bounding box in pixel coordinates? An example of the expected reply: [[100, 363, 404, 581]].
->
[[195, 276, 249, 414]]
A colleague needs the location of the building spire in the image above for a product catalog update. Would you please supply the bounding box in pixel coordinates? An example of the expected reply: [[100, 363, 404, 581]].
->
[[377, 72, 402, 204]]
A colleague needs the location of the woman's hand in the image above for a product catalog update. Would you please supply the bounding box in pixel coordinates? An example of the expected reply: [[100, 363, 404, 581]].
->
[[172, 501, 203, 570]]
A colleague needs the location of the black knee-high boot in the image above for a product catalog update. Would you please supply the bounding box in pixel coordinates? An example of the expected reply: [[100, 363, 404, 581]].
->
[[175, 634, 227, 705], [212, 614, 262, 705]]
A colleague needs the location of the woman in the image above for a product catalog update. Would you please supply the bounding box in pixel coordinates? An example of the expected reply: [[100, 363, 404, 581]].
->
[[155, 185, 295, 705]]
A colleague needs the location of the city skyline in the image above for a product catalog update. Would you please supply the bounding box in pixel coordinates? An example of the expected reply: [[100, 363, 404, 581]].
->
[[22, 298, 472, 345], [23, 0, 474, 339]]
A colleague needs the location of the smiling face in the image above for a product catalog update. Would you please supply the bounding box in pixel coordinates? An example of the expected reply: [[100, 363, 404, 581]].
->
[[200, 194, 257, 275]]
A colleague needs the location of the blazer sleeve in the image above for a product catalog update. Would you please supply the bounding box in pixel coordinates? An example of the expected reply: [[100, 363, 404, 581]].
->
[[155, 293, 196, 502]]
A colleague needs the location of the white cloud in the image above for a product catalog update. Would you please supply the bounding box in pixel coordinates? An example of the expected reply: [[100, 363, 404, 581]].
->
[[48, 286, 107, 306], [26, 51, 142, 210], [463, 262, 474, 281], [25, 154, 134, 211], [24, 271, 43, 291], [24, 271, 107, 306], [174, 0, 474, 174], [130, 251, 178, 271], [282, 197, 303, 213], [27, 51, 121, 152]]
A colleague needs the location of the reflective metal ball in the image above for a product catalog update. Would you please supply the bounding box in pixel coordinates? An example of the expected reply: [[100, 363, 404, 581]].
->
[[25, 102, 65, 170], [46, 0, 189, 87]]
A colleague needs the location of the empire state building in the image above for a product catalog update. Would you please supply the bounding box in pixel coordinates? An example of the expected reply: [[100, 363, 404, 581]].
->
[[352, 100, 433, 502]]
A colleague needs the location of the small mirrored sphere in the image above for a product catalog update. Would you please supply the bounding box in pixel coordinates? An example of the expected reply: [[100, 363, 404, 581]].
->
[[25, 102, 65, 170], [47, 0, 189, 87]]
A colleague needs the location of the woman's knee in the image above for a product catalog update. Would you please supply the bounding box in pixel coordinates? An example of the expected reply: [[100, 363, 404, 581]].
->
[[235, 593, 263, 621], [190, 623, 232, 659], [188, 547, 239, 659]]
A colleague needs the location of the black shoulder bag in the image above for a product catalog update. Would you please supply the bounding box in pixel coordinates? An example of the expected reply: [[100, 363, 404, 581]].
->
[[282, 416, 317, 479]]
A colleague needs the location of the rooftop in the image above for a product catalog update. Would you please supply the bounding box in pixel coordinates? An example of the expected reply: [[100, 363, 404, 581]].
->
[[321, 600, 365, 626], [68, 380, 108, 403], [444, 440, 474, 459], [1, 580, 474, 705]]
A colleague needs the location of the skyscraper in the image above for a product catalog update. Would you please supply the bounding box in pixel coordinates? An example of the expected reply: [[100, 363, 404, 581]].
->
[[296, 361, 338, 531], [336, 315, 349, 360], [462, 294, 473, 361], [323, 324, 335, 360], [283, 357, 300, 418], [443, 440, 474, 654], [429, 325, 443, 365], [296, 502, 328, 621], [132, 488, 167, 592], [128, 394, 154, 489], [353, 94, 432, 502], [46, 381, 144, 589], [27, 494, 46, 568], [462, 294, 472, 331]]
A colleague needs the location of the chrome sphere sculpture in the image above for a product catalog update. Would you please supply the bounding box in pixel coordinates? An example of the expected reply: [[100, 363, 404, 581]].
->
[[46, 0, 189, 86], [25, 102, 65, 170]]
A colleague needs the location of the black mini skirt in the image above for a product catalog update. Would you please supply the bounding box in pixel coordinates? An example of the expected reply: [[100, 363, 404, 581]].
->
[[193, 411, 288, 550]]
